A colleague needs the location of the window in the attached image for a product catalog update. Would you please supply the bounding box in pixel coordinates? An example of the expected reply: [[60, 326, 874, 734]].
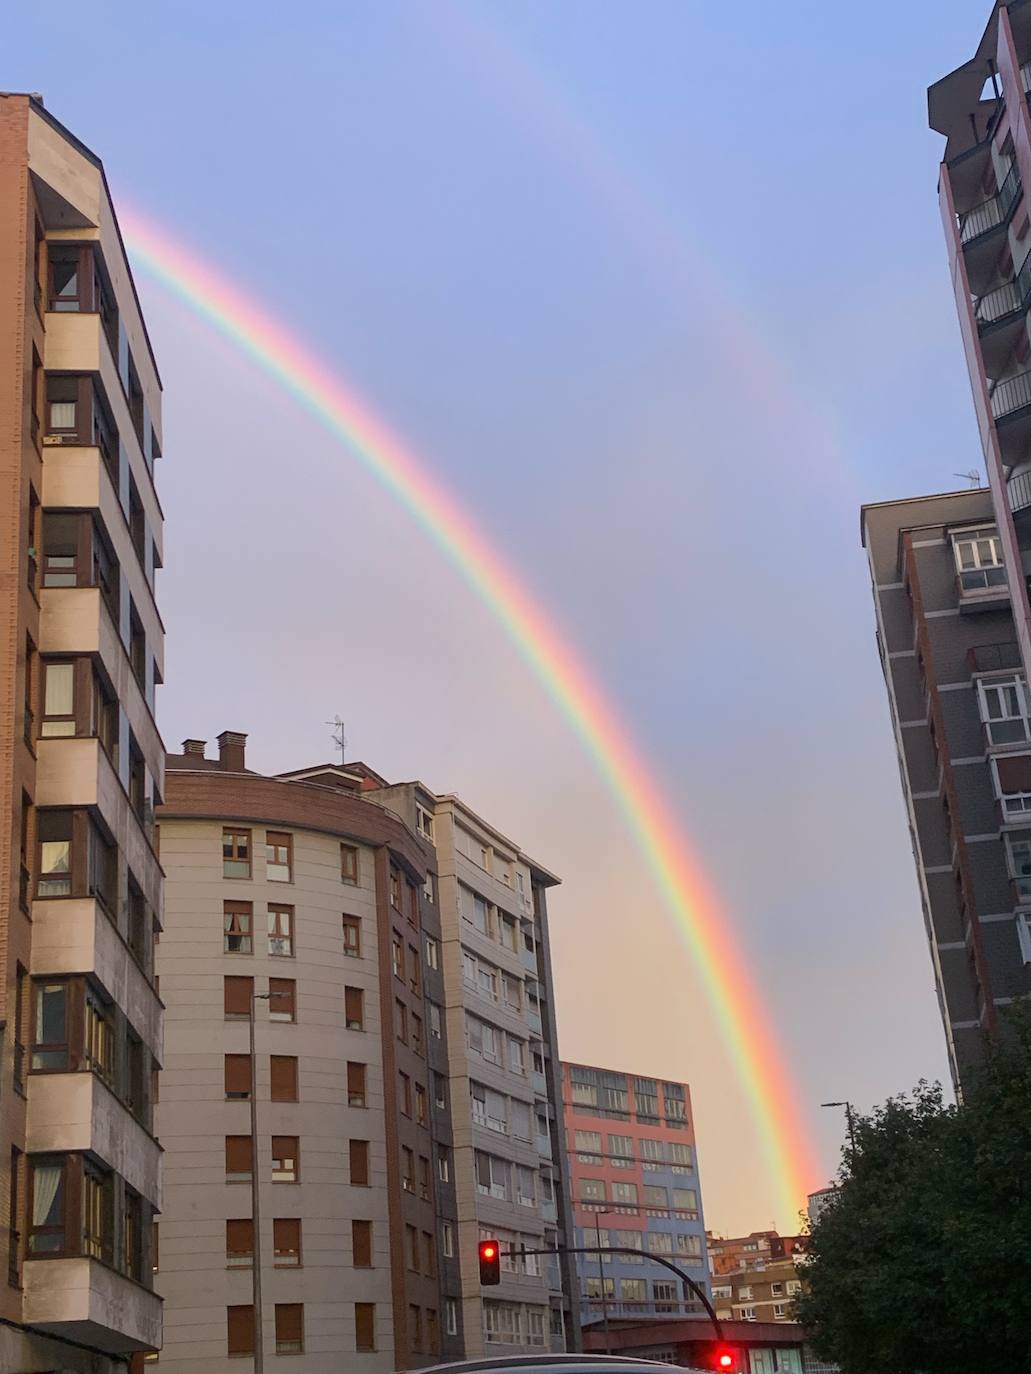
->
[[341, 843, 359, 884], [741, 1306, 756, 1321], [402, 1147, 415, 1193], [349, 1139, 369, 1186], [463, 951, 477, 986], [342, 914, 361, 958], [390, 868, 402, 909], [409, 946, 421, 994], [508, 1037, 524, 1074], [503, 974, 521, 1010], [419, 1155, 431, 1200], [395, 999, 408, 1043], [512, 1101, 532, 1141], [527, 1309, 546, 1346], [609, 1134, 634, 1166], [268, 904, 294, 956], [412, 1013, 424, 1055], [226, 1219, 254, 1268], [472, 894, 491, 935], [483, 1300, 522, 1345], [429, 1003, 442, 1039], [477, 963, 497, 1000], [611, 1180, 638, 1206], [738, 1285, 753, 1300], [352, 1219, 372, 1267], [437, 1147, 450, 1182], [269, 977, 296, 1023], [446, 1299, 458, 1336], [580, 1177, 606, 1203], [355, 1303, 376, 1352], [771, 1282, 785, 1297], [224, 901, 253, 954], [265, 831, 292, 882], [442, 1222, 454, 1257], [224, 976, 253, 1020], [978, 675, 1031, 744], [31, 981, 68, 1070], [28, 1157, 67, 1254], [345, 986, 364, 1030], [416, 1083, 428, 1126], [400, 1071, 412, 1116], [953, 528, 1005, 591], [392, 934, 404, 980], [348, 1062, 367, 1107], [673, 1187, 698, 1215], [274, 1217, 301, 1267], [676, 1233, 703, 1258], [515, 1164, 536, 1207], [575, 1130, 603, 1163], [644, 1184, 668, 1211], [225, 1054, 252, 1100], [227, 1305, 255, 1357], [434, 1073, 447, 1109], [615, 1230, 644, 1262], [40, 661, 74, 737], [652, 1280, 677, 1311], [272, 1136, 298, 1182], [406, 1224, 420, 1272], [225, 1136, 253, 1182], [37, 811, 72, 896], [427, 1308, 439, 1354], [648, 1231, 674, 1255], [275, 1304, 303, 1355], [425, 935, 439, 969], [271, 1056, 298, 1102], [476, 1152, 509, 1200], [670, 1141, 693, 1172], [222, 828, 251, 878], [786, 1280, 802, 1295], [84, 989, 115, 1086], [773, 1303, 787, 1319], [423, 872, 435, 904], [81, 1161, 113, 1263], [416, 803, 434, 839], [500, 914, 518, 952]]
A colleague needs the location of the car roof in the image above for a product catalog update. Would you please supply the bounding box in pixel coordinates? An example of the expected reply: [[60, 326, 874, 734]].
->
[[408, 1358, 705, 1372]]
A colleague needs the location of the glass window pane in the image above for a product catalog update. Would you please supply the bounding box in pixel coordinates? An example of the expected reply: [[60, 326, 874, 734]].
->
[[44, 663, 75, 717]]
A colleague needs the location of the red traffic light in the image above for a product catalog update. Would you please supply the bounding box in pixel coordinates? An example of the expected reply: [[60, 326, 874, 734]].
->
[[714, 1348, 738, 1372], [478, 1239, 501, 1285]]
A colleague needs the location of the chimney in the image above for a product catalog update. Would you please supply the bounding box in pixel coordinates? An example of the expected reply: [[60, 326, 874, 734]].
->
[[217, 730, 247, 772], [182, 739, 206, 758]]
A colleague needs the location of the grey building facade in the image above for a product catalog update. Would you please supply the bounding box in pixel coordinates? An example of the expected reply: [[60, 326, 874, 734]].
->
[[862, 488, 1031, 1093]]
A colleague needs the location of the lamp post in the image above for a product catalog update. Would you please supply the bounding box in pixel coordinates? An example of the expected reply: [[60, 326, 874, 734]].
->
[[250, 991, 271, 1374], [821, 1100, 857, 1153], [593, 1208, 613, 1355]]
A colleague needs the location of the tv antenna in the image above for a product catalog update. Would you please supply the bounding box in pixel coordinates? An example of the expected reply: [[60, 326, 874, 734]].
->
[[326, 716, 347, 765], [953, 470, 983, 489]]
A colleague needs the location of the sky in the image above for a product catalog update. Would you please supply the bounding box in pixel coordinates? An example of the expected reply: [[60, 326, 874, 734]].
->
[[6, 0, 994, 1234]]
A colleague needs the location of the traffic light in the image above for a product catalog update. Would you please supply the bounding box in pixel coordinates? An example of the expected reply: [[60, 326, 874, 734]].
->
[[478, 1238, 501, 1285], [712, 1346, 740, 1372]]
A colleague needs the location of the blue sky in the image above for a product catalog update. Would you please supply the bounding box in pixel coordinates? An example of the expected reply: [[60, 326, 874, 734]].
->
[[7, 0, 992, 1231]]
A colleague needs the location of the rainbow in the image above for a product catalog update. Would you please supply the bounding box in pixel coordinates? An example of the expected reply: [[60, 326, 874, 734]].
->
[[120, 206, 819, 1224]]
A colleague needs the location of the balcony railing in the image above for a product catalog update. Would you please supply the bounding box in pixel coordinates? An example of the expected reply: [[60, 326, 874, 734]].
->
[[1022, 61, 1031, 95], [960, 163, 1022, 244], [991, 368, 1031, 420], [1010, 470, 1031, 514], [975, 249, 1031, 327]]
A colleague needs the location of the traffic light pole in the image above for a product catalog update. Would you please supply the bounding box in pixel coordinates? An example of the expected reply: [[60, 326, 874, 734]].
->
[[503, 1243, 724, 1344]]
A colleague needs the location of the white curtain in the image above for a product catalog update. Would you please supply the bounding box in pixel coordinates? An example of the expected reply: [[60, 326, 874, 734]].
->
[[32, 1164, 62, 1226]]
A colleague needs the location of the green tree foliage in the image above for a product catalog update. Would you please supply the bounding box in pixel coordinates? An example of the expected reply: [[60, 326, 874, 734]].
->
[[797, 1011, 1031, 1374]]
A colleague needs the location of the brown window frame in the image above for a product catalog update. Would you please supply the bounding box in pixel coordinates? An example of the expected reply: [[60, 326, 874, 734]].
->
[[342, 914, 361, 958], [347, 1061, 367, 1108], [345, 986, 364, 1031], [399, 1071, 412, 1117], [272, 1136, 299, 1183], [224, 1054, 252, 1101], [226, 1218, 254, 1268], [267, 904, 294, 957], [227, 1304, 255, 1357], [265, 830, 293, 883], [409, 945, 421, 995], [224, 901, 253, 955], [389, 868, 402, 910], [269, 977, 296, 1023], [270, 1055, 298, 1103], [349, 1139, 370, 1187], [222, 827, 252, 879], [355, 1302, 376, 1353], [225, 1136, 253, 1182], [341, 843, 359, 884], [415, 1082, 428, 1127], [273, 1217, 301, 1268], [351, 1218, 372, 1268], [224, 976, 253, 1020]]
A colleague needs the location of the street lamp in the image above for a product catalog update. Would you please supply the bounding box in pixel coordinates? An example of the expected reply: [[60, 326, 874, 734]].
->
[[820, 1101, 857, 1153], [250, 991, 271, 1374], [593, 1208, 613, 1355]]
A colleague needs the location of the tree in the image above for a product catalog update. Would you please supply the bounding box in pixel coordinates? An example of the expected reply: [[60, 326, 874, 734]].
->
[[797, 1010, 1031, 1374]]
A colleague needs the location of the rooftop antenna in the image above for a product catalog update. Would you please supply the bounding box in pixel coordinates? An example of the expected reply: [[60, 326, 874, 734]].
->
[[953, 470, 983, 489], [326, 716, 347, 765]]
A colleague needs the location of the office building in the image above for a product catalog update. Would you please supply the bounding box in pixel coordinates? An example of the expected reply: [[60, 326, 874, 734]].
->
[[154, 738, 447, 1371], [0, 93, 165, 1371], [369, 775, 580, 1356], [562, 1063, 709, 1324], [862, 489, 1031, 1093]]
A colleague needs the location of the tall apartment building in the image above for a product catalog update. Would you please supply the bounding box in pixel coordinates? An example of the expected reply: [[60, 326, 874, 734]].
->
[[707, 1231, 805, 1328], [862, 489, 1031, 1094], [369, 775, 581, 1357], [155, 738, 449, 1372], [562, 1063, 709, 1325], [0, 94, 165, 1371]]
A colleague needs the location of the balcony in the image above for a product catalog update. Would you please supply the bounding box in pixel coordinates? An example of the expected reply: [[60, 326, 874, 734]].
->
[[960, 163, 1021, 247], [1010, 470, 1031, 516], [991, 368, 1031, 423], [969, 641, 1022, 672], [532, 1069, 548, 1097], [22, 1256, 161, 1353]]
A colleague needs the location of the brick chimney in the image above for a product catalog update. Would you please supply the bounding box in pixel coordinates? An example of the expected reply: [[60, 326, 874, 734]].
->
[[217, 730, 247, 772], [181, 739, 206, 758]]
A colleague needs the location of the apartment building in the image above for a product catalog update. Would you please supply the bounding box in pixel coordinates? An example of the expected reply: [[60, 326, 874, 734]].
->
[[707, 1232, 805, 1328], [562, 1063, 709, 1325], [370, 775, 580, 1357], [155, 737, 449, 1371], [862, 489, 1031, 1093], [0, 94, 165, 1371]]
